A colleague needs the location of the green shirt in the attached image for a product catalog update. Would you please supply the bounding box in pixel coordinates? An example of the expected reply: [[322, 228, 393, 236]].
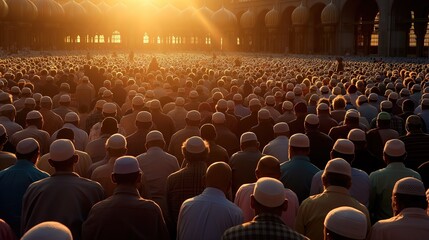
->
[[369, 162, 421, 223]]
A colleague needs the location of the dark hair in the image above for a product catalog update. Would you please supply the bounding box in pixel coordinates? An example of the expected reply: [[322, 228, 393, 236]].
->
[[16, 148, 39, 161], [331, 150, 354, 163], [323, 172, 351, 189], [201, 124, 217, 141], [113, 172, 140, 185], [101, 117, 118, 135], [394, 193, 428, 210], [57, 128, 74, 140]]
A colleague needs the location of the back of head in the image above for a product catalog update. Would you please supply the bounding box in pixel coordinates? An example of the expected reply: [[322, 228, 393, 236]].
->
[[322, 158, 352, 189], [101, 117, 119, 135], [205, 162, 232, 193], [392, 177, 427, 213], [256, 156, 281, 179], [200, 123, 217, 141]]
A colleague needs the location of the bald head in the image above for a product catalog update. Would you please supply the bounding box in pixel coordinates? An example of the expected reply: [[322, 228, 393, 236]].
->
[[205, 162, 232, 194], [255, 156, 281, 179]]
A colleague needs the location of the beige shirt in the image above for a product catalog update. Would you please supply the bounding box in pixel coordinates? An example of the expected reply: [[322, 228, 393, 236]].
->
[[10, 125, 50, 155], [39, 108, 64, 136], [37, 150, 93, 178]]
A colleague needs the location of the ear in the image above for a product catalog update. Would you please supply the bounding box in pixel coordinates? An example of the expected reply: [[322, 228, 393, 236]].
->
[[111, 174, 117, 184]]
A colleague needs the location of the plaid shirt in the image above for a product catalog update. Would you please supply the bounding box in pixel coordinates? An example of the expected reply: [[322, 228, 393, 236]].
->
[[222, 213, 309, 240]]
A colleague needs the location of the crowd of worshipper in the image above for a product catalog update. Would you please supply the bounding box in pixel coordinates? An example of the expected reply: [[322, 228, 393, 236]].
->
[[0, 52, 429, 240]]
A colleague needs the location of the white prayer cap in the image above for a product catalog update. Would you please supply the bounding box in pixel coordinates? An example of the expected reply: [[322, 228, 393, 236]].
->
[[186, 110, 201, 121], [273, 122, 289, 133], [384, 139, 406, 157], [40, 96, 52, 104], [21, 87, 32, 95], [227, 100, 235, 110], [240, 132, 257, 144], [289, 133, 309, 148], [189, 90, 199, 98], [380, 100, 393, 109], [16, 138, 39, 154], [132, 96, 144, 106], [11, 86, 20, 94], [333, 139, 355, 155], [388, 92, 399, 100], [347, 129, 366, 142], [216, 99, 228, 109], [59, 94, 71, 103], [233, 93, 243, 101], [64, 112, 79, 123], [136, 111, 152, 123], [368, 93, 378, 101], [145, 90, 155, 98], [282, 101, 293, 110], [175, 97, 185, 106], [305, 114, 319, 125], [212, 112, 226, 124], [128, 90, 137, 97], [95, 100, 106, 109], [393, 177, 426, 196], [400, 88, 410, 96], [102, 102, 117, 114], [253, 177, 286, 208], [345, 109, 360, 119], [149, 99, 161, 109], [185, 136, 207, 154], [324, 207, 367, 240], [265, 95, 275, 105], [106, 133, 127, 149], [317, 103, 329, 111], [146, 130, 164, 143], [24, 98, 36, 106], [212, 92, 224, 100], [26, 110, 42, 120], [357, 95, 367, 104], [102, 90, 113, 98], [50, 139, 76, 162], [113, 156, 141, 174], [33, 93, 42, 102], [0, 104, 14, 112], [320, 86, 329, 93], [21, 221, 72, 240], [422, 98, 429, 107], [249, 98, 261, 107], [324, 158, 351, 177], [258, 109, 271, 120], [0, 124, 5, 136], [0, 92, 11, 102]]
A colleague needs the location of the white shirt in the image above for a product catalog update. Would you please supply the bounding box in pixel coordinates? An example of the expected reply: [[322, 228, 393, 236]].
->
[[310, 168, 370, 206], [262, 136, 289, 163], [178, 187, 243, 240], [234, 182, 299, 228]]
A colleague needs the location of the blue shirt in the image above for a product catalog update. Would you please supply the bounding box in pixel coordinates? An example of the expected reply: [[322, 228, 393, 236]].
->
[[280, 156, 320, 203], [0, 159, 49, 236]]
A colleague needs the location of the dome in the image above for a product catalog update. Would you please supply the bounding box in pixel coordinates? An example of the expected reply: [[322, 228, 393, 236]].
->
[[180, 6, 196, 28], [265, 7, 280, 28], [291, 3, 309, 25], [32, 0, 63, 22], [192, 6, 214, 30], [62, 0, 86, 23], [0, 0, 8, 19], [159, 3, 180, 27], [107, 1, 128, 24], [6, 0, 38, 22], [80, 0, 101, 20], [212, 7, 237, 30], [240, 9, 255, 29], [321, 1, 339, 25], [97, 1, 110, 17]]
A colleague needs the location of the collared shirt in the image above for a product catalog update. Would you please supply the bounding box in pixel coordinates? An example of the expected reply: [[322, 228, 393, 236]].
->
[[137, 147, 179, 215], [229, 149, 263, 196], [262, 136, 289, 163], [178, 187, 243, 240], [51, 123, 88, 151], [369, 162, 421, 223], [234, 182, 299, 228], [222, 213, 308, 240], [0, 160, 49, 236], [37, 150, 92, 178], [21, 172, 104, 240], [369, 208, 429, 240], [310, 168, 370, 206], [295, 186, 370, 240], [280, 156, 320, 203], [9, 125, 51, 155], [82, 185, 168, 240], [166, 161, 207, 231]]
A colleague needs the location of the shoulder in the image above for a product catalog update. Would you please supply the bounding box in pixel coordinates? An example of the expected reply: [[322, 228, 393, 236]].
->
[[222, 224, 246, 240]]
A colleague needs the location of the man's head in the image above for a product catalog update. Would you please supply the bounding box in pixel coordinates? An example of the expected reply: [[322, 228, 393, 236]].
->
[[392, 177, 427, 216], [273, 122, 289, 138], [344, 110, 360, 125], [106, 133, 127, 157], [21, 221, 72, 240], [135, 111, 152, 130], [26, 110, 43, 129], [100, 117, 119, 135], [131, 96, 145, 112], [102, 102, 117, 118], [322, 158, 352, 189], [0, 104, 16, 121], [205, 162, 232, 195], [257, 109, 271, 124], [304, 114, 320, 131], [16, 138, 40, 164], [240, 132, 259, 151], [64, 112, 80, 127], [200, 123, 217, 141], [288, 133, 310, 159], [255, 156, 281, 180], [347, 128, 366, 151], [181, 136, 209, 163], [251, 177, 288, 216], [145, 130, 165, 150], [405, 115, 423, 133], [111, 156, 142, 186], [48, 139, 78, 172], [376, 112, 391, 129], [383, 139, 406, 164], [331, 139, 355, 163], [186, 110, 201, 127], [324, 207, 367, 240]]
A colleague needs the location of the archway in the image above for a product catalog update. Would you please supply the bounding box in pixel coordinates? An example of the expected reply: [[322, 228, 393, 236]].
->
[[255, 8, 269, 52], [309, 3, 325, 54], [279, 6, 295, 54]]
